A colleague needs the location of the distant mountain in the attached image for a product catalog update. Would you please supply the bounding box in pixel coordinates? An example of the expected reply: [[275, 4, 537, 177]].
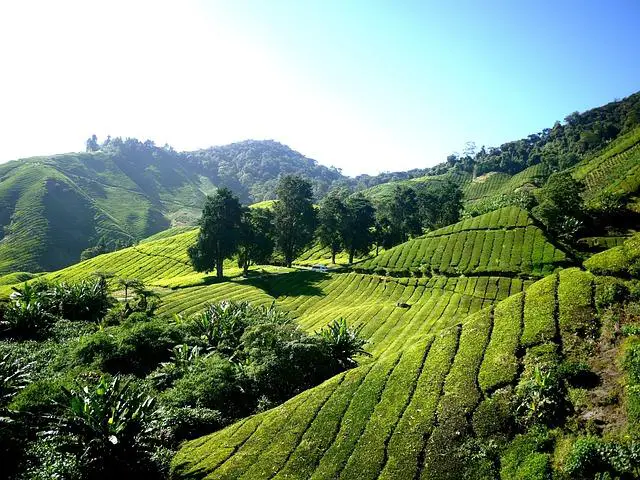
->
[[0, 139, 352, 274]]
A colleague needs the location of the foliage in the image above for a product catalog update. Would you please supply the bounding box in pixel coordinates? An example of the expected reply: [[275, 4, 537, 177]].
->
[[533, 171, 585, 241], [188, 188, 243, 278], [376, 184, 422, 247], [416, 179, 463, 230], [316, 317, 371, 369], [237, 207, 275, 274], [44, 375, 160, 479], [69, 319, 184, 376], [273, 175, 317, 267], [342, 194, 376, 264], [564, 437, 640, 479], [317, 191, 347, 264], [161, 354, 243, 412], [0, 352, 33, 405], [515, 365, 565, 428]]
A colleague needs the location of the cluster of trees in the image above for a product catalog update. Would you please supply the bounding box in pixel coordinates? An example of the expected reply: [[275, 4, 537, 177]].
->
[[444, 92, 640, 177], [188, 175, 463, 276]]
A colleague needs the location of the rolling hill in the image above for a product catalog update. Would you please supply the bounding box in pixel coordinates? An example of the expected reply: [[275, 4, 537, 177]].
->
[[0, 140, 343, 274]]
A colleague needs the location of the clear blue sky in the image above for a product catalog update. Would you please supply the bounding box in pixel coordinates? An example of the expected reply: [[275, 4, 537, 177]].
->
[[0, 0, 639, 175]]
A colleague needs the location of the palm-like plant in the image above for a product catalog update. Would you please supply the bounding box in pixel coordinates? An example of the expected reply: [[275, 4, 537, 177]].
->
[[150, 344, 202, 389], [0, 353, 33, 406], [117, 278, 144, 303], [47, 375, 159, 478], [317, 318, 371, 369], [190, 301, 251, 355], [1, 297, 56, 338], [48, 278, 113, 322]]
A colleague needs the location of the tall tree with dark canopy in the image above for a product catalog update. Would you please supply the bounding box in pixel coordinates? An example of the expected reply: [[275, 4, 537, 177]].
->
[[237, 207, 275, 275], [188, 188, 242, 278], [378, 185, 422, 247], [533, 171, 585, 241], [416, 180, 463, 230], [341, 194, 376, 264], [317, 191, 347, 264], [273, 175, 316, 267]]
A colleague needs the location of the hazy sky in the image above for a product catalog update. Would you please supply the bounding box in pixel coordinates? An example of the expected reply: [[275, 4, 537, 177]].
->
[[1, 1, 639, 176]]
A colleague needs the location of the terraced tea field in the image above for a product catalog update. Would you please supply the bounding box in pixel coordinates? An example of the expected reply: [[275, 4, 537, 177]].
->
[[573, 126, 640, 200], [172, 267, 595, 479], [359, 206, 568, 276], [158, 271, 532, 357]]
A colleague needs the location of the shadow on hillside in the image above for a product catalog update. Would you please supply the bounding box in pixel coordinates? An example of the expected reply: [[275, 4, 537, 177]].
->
[[239, 269, 326, 298]]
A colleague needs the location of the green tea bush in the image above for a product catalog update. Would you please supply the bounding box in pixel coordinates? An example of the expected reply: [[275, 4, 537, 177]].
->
[[472, 387, 515, 440], [161, 354, 245, 413], [500, 427, 553, 480], [521, 274, 557, 347], [595, 276, 629, 312]]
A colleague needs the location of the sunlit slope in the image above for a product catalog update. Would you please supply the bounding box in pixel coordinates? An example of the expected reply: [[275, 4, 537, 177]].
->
[[572, 126, 640, 202], [463, 163, 549, 212], [172, 267, 594, 479], [158, 271, 531, 357], [0, 162, 134, 274], [359, 206, 568, 276], [41, 228, 199, 284]]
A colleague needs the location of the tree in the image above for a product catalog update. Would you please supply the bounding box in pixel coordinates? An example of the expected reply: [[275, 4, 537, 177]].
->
[[379, 185, 422, 247], [188, 188, 243, 278], [341, 194, 375, 264], [237, 208, 275, 275], [273, 175, 316, 267], [533, 172, 585, 241], [416, 181, 463, 230], [85, 134, 99, 152], [317, 192, 347, 264], [117, 278, 144, 303]]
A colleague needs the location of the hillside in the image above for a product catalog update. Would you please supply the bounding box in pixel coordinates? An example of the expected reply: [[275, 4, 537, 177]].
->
[[170, 266, 608, 479], [0, 140, 344, 274], [3, 179, 640, 478], [2, 91, 640, 275], [357, 206, 569, 277]]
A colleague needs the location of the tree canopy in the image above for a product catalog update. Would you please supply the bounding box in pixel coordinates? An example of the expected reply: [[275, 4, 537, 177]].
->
[[188, 188, 243, 278], [273, 175, 317, 267]]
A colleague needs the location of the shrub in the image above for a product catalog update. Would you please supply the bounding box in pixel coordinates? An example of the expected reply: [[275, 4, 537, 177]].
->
[[500, 427, 553, 480], [564, 436, 640, 478], [43, 375, 160, 480], [516, 365, 565, 428], [316, 317, 371, 369], [47, 278, 113, 322], [187, 301, 278, 354], [69, 319, 184, 376], [472, 387, 514, 440], [595, 276, 629, 312], [156, 406, 224, 443], [0, 299, 56, 338], [161, 354, 244, 414]]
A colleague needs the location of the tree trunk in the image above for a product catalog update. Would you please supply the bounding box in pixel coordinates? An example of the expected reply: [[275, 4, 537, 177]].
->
[[331, 250, 336, 265], [349, 250, 354, 265], [376, 244, 379, 256], [216, 254, 223, 278], [243, 261, 249, 277]]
